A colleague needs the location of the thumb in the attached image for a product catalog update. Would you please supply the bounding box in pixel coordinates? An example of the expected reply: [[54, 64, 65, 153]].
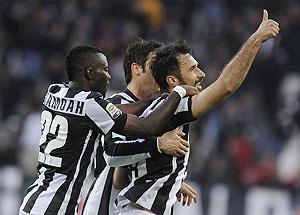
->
[[263, 9, 268, 21], [174, 129, 185, 137]]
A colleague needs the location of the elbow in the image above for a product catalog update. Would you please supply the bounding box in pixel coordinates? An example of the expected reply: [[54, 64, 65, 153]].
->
[[220, 81, 236, 96]]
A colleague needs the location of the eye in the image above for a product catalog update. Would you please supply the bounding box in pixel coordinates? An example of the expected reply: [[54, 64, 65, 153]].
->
[[190, 66, 196, 71]]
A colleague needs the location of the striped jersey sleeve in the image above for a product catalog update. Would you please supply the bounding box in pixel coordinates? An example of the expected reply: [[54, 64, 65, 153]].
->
[[85, 96, 127, 134]]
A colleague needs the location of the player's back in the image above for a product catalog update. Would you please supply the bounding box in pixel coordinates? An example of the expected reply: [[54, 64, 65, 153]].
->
[[20, 84, 126, 215]]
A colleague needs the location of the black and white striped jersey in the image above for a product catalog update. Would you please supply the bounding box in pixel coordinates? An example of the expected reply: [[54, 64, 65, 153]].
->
[[114, 95, 196, 215], [82, 89, 160, 215], [19, 84, 127, 215]]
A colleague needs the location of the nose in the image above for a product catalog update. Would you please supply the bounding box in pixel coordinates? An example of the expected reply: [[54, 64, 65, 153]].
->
[[107, 72, 112, 81], [196, 68, 206, 79]]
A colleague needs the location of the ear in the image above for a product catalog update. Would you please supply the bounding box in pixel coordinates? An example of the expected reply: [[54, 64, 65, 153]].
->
[[131, 63, 141, 77], [166, 75, 180, 88], [85, 68, 94, 81]]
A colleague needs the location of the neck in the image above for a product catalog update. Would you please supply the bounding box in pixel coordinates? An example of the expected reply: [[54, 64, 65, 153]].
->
[[127, 82, 153, 101], [69, 81, 89, 91]]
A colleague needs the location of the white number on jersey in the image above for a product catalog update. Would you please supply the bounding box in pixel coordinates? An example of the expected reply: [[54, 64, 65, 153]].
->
[[38, 110, 68, 167]]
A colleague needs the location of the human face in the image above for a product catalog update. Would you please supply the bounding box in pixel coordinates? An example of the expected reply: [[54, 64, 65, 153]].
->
[[91, 53, 111, 96], [177, 53, 205, 90], [139, 52, 160, 97]]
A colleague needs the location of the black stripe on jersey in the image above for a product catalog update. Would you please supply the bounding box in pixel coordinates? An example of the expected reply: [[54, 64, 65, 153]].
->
[[104, 133, 151, 156], [65, 131, 99, 214], [151, 159, 185, 215], [124, 89, 139, 102], [86, 91, 103, 100], [94, 145, 106, 177], [124, 178, 156, 203], [23, 169, 56, 213], [97, 167, 115, 215], [45, 131, 98, 214], [49, 85, 62, 94], [168, 97, 196, 129], [27, 183, 38, 194], [65, 87, 82, 98], [151, 124, 189, 214]]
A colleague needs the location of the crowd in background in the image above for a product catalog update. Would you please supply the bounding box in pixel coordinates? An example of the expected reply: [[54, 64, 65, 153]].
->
[[0, 0, 299, 214]]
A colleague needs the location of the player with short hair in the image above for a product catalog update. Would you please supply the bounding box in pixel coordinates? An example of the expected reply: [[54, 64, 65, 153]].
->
[[107, 10, 280, 215], [19, 45, 198, 215]]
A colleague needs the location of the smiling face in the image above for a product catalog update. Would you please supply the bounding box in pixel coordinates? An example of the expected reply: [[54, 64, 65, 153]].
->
[[176, 53, 205, 90]]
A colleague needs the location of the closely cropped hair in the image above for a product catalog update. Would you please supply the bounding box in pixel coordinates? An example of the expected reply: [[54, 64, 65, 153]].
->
[[123, 38, 162, 84], [66, 45, 103, 81], [151, 40, 191, 92]]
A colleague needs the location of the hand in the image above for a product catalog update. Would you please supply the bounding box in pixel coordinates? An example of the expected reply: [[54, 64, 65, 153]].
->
[[177, 182, 197, 206], [181, 85, 200, 97], [157, 129, 189, 157], [253, 9, 280, 43]]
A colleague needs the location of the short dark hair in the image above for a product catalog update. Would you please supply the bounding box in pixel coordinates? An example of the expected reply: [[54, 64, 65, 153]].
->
[[66, 45, 103, 81], [151, 40, 191, 92], [123, 38, 162, 84]]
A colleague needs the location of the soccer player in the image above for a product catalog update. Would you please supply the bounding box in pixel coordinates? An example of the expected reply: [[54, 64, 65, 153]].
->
[[19, 45, 198, 215], [107, 10, 280, 215], [82, 39, 192, 215]]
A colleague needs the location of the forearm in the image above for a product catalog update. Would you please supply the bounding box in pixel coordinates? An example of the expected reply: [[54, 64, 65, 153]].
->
[[104, 136, 159, 167], [113, 167, 131, 189], [116, 101, 151, 115], [121, 91, 181, 137], [218, 34, 262, 92], [191, 34, 263, 117]]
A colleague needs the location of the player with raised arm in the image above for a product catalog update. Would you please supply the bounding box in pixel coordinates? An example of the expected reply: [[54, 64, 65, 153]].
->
[[108, 10, 280, 215]]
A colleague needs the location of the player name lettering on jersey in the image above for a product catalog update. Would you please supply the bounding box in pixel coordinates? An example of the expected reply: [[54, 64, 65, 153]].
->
[[43, 93, 85, 116]]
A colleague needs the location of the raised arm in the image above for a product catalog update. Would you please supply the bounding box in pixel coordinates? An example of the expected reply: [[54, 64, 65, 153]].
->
[[191, 10, 280, 117]]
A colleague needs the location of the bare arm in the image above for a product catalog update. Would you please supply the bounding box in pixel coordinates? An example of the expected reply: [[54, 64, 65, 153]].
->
[[113, 167, 131, 189], [104, 129, 189, 167], [118, 86, 199, 137], [116, 100, 152, 115], [191, 10, 280, 117]]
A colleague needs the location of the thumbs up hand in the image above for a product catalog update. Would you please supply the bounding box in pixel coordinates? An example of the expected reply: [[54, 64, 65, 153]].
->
[[254, 9, 280, 43]]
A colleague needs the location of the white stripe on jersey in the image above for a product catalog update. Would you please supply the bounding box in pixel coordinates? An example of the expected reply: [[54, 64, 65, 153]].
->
[[58, 129, 93, 214], [103, 138, 151, 167], [54, 86, 68, 97], [164, 154, 189, 215], [31, 172, 67, 213], [110, 92, 135, 103], [19, 168, 46, 212], [85, 99, 115, 135], [78, 134, 100, 209], [83, 165, 111, 215], [74, 91, 90, 100]]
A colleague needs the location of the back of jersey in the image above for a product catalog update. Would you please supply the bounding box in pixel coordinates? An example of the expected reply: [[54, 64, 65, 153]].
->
[[20, 84, 127, 215]]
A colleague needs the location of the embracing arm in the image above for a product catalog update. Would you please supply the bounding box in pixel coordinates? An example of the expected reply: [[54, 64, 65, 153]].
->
[[191, 10, 280, 117], [118, 86, 198, 137], [116, 100, 153, 115], [104, 129, 189, 167]]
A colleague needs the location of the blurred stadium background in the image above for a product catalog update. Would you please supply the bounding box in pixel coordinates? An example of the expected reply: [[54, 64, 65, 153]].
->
[[0, 0, 299, 214]]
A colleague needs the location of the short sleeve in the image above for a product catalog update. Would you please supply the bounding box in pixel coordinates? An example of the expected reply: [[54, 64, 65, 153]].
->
[[168, 97, 196, 129], [85, 97, 127, 134]]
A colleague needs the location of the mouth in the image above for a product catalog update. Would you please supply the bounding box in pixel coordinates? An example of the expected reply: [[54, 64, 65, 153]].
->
[[195, 80, 203, 91]]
